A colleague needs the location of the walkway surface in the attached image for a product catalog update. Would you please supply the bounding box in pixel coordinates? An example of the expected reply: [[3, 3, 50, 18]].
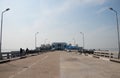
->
[[0, 51, 120, 78], [60, 52, 120, 78], [0, 52, 60, 78]]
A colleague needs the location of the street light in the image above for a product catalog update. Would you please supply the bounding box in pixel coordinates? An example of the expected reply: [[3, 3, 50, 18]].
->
[[72, 38, 76, 46], [0, 8, 10, 60], [80, 32, 84, 52], [35, 32, 39, 49], [109, 8, 120, 59]]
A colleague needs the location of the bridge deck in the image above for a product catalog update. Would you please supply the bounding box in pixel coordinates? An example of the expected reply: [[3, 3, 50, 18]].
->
[[0, 51, 120, 78]]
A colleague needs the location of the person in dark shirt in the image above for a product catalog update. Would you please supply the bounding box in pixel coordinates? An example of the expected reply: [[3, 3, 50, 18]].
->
[[26, 48, 29, 55], [20, 48, 23, 57]]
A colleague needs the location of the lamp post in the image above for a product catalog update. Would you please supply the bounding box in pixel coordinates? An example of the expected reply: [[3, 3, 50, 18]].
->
[[109, 8, 120, 59], [80, 32, 84, 52], [0, 8, 10, 60], [73, 38, 76, 46], [35, 32, 39, 49]]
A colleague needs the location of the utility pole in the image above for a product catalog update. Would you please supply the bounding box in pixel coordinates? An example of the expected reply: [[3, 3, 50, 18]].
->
[[109, 8, 120, 59], [0, 8, 10, 60], [35, 32, 39, 49], [80, 32, 84, 52]]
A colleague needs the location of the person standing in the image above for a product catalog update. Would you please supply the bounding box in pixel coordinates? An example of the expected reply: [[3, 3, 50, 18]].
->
[[20, 48, 23, 57], [26, 48, 29, 55]]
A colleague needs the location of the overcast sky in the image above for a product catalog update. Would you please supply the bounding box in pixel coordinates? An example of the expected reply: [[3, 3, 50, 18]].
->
[[0, 0, 120, 51]]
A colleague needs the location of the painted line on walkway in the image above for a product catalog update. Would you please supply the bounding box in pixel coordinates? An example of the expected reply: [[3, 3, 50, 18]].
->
[[9, 55, 48, 78]]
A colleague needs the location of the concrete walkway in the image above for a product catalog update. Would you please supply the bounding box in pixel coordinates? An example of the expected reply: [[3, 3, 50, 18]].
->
[[0, 51, 120, 78], [60, 52, 120, 78], [0, 52, 60, 78]]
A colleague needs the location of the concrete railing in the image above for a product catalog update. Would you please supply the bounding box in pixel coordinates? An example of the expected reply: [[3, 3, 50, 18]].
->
[[93, 51, 120, 63], [1, 51, 20, 60], [0, 50, 44, 63], [1, 52, 11, 59], [93, 51, 114, 58]]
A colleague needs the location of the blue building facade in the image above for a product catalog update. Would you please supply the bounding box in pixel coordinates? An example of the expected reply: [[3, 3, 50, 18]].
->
[[52, 42, 67, 50]]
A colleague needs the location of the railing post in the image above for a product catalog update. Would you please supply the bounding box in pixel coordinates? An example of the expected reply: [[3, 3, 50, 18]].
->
[[7, 53, 10, 59]]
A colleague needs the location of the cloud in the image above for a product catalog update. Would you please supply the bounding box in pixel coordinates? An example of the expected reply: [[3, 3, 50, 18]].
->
[[31, 0, 109, 45], [41, 0, 79, 17], [81, 0, 107, 5], [1, 0, 110, 50], [34, 0, 108, 20], [31, 0, 79, 30]]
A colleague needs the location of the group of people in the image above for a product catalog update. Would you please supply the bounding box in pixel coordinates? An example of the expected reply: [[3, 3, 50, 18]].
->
[[20, 48, 29, 57]]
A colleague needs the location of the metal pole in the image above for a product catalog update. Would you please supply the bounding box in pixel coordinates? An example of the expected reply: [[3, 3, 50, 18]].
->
[[0, 12, 3, 60], [83, 33, 84, 51], [73, 38, 76, 46], [80, 32, 84, 52], [35, 33, 36, 49], [115, 11, 120, 59], [109, 8, 120, 59], [0, 8, 10, 60], [35, 32, 39, 49]]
